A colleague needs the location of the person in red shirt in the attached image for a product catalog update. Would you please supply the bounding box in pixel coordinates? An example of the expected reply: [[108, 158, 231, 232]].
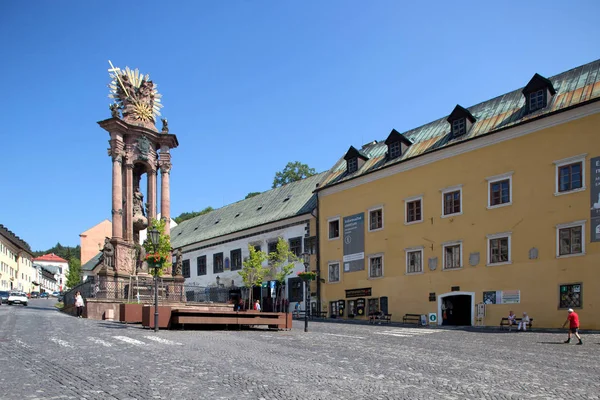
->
[[562, 309, 583, 345]]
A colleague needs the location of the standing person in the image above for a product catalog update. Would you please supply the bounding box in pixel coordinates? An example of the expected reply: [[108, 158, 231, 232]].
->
[[562, 308, 583, 345], [74, 291, 84, 318], [517, 312, 529, 332], [254, 299, 261, 311], [294, 301, 300, 318]]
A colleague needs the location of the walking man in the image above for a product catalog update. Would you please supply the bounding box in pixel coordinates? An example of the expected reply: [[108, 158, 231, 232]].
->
[[562, 308, 583, 345]]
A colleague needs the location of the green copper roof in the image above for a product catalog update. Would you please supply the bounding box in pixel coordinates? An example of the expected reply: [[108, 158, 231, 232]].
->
[[171, 172, 328, 249], [319, 58, 600, 189]]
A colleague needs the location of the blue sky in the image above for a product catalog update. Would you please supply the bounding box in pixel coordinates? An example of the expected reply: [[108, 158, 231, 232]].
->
[[1, 1, 598, 251]]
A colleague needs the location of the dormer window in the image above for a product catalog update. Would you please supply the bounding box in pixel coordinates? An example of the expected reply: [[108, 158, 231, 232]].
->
[[523, 73, 556, 114], [343, 146, 369, 174], [347, 158, 358, 173], [389, 141, 401, 159], [447, 105, 476, 139], [384, 129, 412, 160]]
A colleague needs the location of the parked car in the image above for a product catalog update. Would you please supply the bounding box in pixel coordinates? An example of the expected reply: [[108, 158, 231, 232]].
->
[[30, 291, 40, 299], [0, 291, 9, 304], [7, 292, 28, 306], [40, 292, 49, 299], [51, 291, 60, 297]]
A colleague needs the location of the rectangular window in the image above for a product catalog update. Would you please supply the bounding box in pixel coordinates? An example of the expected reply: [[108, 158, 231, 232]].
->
[[253, 245, 262, 253], [368, 255, 383, 278], [213, 253, 224, 273], [267, 241, 278, 255], [487, 172, 513, 208], [304, 236, 316, 254], [443, 242, 462, 270], [328, 218, 340, 239], [452, 118, 466, 136], [182, 260, 190, 278], [230, 249, 242, 271], [389, 141, 401, 159], [406, 249, 423, 274], [558, 162, 583, 193], [288, 277, 303, 302], [442, 188, 461, 216], [328, 262, 340, 283], [288, 237, 302, 257], [487, 233, 511, 265], [368, 207, 383, 231], [406, 198, 423, 223], [347, 158, 358, 173], [529, 89, 545, 111], [559, 283, 582, 309], [558, 225, 583, 256]]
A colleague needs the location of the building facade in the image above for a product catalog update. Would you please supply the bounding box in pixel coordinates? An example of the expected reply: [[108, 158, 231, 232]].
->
[[0, 224, 35, 293], [317, 59, 600, 329], [79, 219, 112, 265], [32, 253, 69, 292], [171, 173, 325, 313]]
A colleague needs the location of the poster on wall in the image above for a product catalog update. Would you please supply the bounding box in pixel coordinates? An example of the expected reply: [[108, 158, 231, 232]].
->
[[343, 213, 365, 272], [483, 290, 520, 304], [356, 298, 366, 316], [591, 157, 600, 242]]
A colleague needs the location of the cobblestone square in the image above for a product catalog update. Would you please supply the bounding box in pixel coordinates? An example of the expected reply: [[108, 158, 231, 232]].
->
[[1, 301, 599, 400]]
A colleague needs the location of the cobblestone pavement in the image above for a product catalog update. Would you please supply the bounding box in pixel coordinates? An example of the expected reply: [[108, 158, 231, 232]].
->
[[1, 301, 599, 400]]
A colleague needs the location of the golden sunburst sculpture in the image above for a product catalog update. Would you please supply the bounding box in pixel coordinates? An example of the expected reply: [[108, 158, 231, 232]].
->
[[108, 61, 163, 125]]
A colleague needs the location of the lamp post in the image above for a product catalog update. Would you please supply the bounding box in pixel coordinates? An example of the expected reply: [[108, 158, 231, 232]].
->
[[301, 252, 310, 333], [148, 227, 161, 333]]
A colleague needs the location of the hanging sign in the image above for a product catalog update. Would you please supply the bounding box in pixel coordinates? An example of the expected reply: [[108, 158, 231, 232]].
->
[[591, 157, 600, 242], [343, 213, 365, 272]]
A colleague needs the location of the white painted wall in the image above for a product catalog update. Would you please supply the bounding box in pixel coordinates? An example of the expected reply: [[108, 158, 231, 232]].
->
[[181, 222, 309, 313], [34, 260, 68, 291]]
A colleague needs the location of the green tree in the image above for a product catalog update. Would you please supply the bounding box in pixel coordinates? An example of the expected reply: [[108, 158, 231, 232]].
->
[[66, 258, 82, 289], [174, 207, 214, 223], [238, 245, 267, 307], [143, 218, 172, 276], [272, 161, 316, 188], [267, 238, 297, 311], [245, 192, 261, 199]]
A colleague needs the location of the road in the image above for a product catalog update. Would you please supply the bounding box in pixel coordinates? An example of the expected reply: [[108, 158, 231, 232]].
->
[[0, 300, 599, 400]]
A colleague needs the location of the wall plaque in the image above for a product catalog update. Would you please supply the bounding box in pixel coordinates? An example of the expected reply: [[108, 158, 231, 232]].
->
[[345, 288, 372, 298], [428, 257, 438, 271], [529, 248, 538, 260], [469, 252, 480, 266]]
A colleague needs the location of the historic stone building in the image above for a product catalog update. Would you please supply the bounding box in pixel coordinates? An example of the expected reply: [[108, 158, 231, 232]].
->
[[317, 59, 600, 329], [0, 224, 35, 293], [170, 172, 326, 313]]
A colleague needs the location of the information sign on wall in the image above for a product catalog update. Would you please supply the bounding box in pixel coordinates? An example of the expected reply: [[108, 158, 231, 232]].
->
[[343, 213, 365, 272], [483, 290, 521, 304], [591, 157, 600, 242]]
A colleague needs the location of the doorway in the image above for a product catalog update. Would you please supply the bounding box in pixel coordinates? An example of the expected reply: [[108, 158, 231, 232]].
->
[[438, 292, 474, 326]]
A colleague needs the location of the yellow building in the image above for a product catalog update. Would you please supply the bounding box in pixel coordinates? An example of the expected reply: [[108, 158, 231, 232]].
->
[[0, 224, 35, 293], [316, 59, 600, 329]]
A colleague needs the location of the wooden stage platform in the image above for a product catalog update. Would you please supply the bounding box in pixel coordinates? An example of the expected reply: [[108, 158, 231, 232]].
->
[[141, 305, 293, 330]]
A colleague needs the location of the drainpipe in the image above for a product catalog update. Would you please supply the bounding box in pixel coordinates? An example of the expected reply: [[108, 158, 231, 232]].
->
[[312, 194, 321, 314]]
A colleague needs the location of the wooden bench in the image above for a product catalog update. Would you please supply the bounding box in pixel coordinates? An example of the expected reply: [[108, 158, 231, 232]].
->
[[500, 317, 533, 331], [369, 313, 392, 324], [169, 308, 292, 330], [402, 313, 422, 325]]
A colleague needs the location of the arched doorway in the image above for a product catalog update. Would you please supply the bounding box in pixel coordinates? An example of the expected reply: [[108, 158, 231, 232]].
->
[[438, 291, 474, 326]]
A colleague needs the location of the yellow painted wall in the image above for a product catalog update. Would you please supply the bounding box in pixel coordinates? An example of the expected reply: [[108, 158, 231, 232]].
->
[[319, 113, 600, 329]]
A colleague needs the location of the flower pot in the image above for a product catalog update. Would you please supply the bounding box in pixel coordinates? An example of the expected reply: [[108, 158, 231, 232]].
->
[[119, 303, 143, 324]]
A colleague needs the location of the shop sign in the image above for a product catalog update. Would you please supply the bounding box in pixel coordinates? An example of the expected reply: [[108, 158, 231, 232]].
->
[[356, 298, 366, 316], [345, 287, 372, 298], [337, 300, 345, 317], [343, 213, 365, 272], [483, 290, 520, 304]]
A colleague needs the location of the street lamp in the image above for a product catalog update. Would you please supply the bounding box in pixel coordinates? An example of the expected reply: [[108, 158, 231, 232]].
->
[[301, 252, 310, 333], [148, 227, 161, 333]]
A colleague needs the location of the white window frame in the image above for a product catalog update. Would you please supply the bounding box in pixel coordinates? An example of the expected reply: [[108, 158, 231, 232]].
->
[[440, 184, 463, 218], [556, 220, 586, 259], [368, 205, 384, 232], [327, 261, 341, 283], [486, 171, 513, 209], [554, 154, 587, 196], [368, 253, 384, 279], [486, 232, 512, 266], [405, 246, 424, 275], [442, 240, 463, 270], [327, 217, 340, 240], [404, 195, 424, 225]]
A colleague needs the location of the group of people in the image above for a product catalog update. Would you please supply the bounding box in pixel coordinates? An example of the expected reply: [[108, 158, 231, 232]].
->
[[506, 311, 530, 331], [233, 298, 261, 311]]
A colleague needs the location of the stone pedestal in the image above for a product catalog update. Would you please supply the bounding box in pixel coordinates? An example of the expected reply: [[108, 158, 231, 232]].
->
[[112, 239, 136, 276]]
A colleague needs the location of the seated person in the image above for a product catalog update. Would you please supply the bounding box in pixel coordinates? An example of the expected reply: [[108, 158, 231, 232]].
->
[[507, 310, 517, 331], [518, 312, 530, 331]]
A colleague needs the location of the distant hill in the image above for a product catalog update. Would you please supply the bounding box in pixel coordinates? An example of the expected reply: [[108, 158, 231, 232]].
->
[[32, 242, 81, 261]]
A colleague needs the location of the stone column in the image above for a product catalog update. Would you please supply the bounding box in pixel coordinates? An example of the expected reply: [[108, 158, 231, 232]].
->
[[111, 149, 124, 240], [147, 169, 157, 221], [125, 157, 134, 243], [160, 162, 171, 234]]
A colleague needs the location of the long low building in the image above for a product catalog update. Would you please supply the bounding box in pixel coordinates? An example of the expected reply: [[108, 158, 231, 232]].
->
[[0, 224, 35, 293], [316, 58, 600, 329]]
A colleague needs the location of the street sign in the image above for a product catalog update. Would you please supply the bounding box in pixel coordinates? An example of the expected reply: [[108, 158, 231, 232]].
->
[[428, 313, 438, 324], [269, 281, 276, 289]]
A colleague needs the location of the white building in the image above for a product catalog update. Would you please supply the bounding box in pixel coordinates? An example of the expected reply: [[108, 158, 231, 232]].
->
[[34, 264, 59, 293], [0, 224, 35, 293], [170, 173, 325, 313], [32, 253, 68, 291]]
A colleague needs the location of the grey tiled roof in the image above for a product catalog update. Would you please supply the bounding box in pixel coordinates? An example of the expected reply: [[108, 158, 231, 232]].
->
[[171, 172, 327, 249], [81, 252, 102, 271], [319, 58, 600, 189]]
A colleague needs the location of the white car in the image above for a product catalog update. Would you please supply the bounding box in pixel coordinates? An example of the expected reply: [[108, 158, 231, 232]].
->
[[7, 292, 28, 306]]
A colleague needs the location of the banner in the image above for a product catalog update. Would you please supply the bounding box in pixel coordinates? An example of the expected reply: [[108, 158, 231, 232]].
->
[[591, 157, 600, 242], [343, 213, 365, 272], [483, 290, 520, 304]]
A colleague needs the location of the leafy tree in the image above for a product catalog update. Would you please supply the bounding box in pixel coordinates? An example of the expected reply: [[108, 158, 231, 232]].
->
[[66, 258, 82, 289], [267, 238, 297, 311], [245, 192, 261, 199], [143, 218, 172, 276], [174, 207, 214, 223], [272, 161, 316, 188], [32, 243, 81, 260], [238, 245, 267, 307]]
